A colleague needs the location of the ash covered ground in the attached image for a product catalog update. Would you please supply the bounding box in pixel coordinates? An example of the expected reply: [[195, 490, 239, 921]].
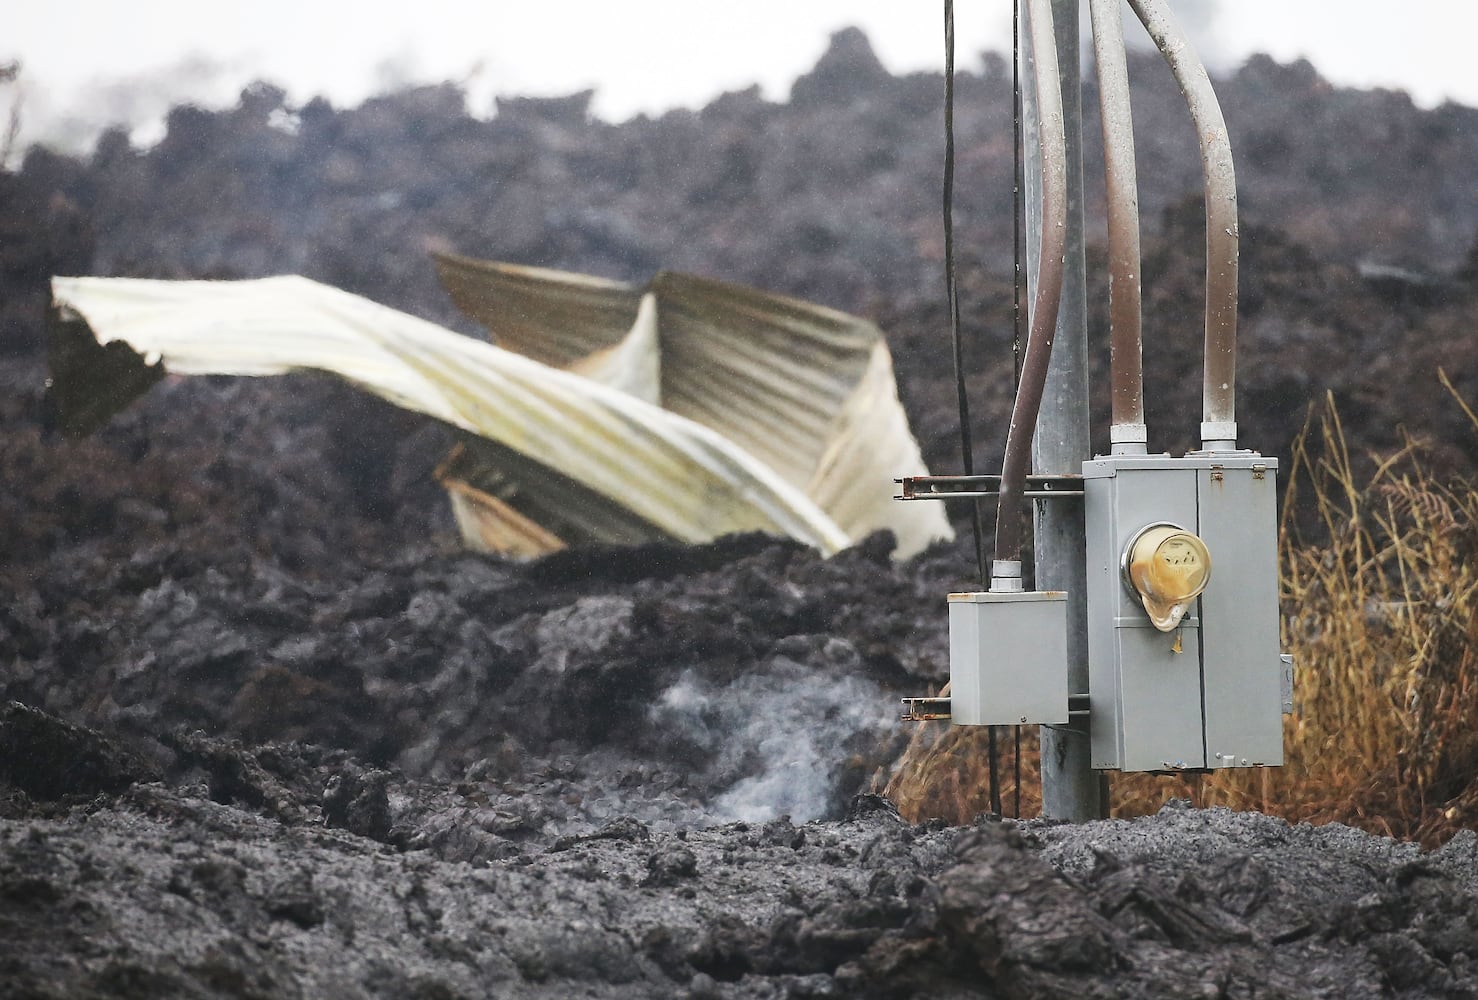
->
[[4, 30, 1478, 998]]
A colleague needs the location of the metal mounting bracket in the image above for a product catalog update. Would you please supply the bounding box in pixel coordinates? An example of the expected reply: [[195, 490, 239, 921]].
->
[[895, 473, 1084, 501]]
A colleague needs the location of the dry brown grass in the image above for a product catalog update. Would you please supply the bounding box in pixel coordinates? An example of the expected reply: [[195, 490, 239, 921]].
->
[[882, 709, 1043, 825], [885, 387, 1478, 846]]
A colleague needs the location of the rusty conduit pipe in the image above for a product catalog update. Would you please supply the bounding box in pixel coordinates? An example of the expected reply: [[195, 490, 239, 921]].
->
[[1090, 0, 1146, 455], [992, 0, 1068, 588], [1127, 0, 1239, 451]]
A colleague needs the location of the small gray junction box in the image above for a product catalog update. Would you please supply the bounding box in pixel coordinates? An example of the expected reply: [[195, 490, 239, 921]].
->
[[949, 591, 1070, 726], [1084, 453, 1284, 772]]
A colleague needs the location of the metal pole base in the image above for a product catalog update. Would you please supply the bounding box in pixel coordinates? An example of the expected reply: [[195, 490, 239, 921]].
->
[[1040, 725, 1104, 821]]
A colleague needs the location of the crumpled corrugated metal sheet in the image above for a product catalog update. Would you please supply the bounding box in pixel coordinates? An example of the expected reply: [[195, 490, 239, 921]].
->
[[436, 256, 642, 369], [49, 263, 952, 559], [433, 254, 952, 558], [49, 274, 849, 554]]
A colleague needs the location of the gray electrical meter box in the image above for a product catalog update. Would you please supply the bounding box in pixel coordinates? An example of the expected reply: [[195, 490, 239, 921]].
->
[[1084, 453, 1283, 772], [949, 591, 1070, 726]]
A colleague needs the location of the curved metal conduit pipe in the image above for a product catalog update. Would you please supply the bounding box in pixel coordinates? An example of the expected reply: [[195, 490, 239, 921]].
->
[[1090, 0, 1146, 455], [1127, 0, 1239, 451], [991, 0, 1068, 590]]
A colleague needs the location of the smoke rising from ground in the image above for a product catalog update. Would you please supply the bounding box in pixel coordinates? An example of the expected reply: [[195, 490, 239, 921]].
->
[[656, 654, 899, 824]]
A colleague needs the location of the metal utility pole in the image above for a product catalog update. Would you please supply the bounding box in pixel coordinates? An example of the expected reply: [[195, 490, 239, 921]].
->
[[1022, 0, 1100, 821], [906, 0, 1279, 824]]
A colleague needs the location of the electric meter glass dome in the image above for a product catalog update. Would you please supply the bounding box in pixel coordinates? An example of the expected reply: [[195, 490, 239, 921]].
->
[[1123, 523, 1212, 632]]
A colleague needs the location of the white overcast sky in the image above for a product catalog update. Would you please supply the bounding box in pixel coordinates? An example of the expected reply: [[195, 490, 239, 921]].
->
[[4, 1, 1478, 157]]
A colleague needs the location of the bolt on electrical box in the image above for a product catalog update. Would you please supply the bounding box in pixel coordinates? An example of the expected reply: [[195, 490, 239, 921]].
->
[[1084, 452, 1284, 772], [949, 590, 1069, 726]]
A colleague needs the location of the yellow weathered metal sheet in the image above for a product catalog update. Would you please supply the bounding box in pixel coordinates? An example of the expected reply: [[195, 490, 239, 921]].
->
[[434, 253, 642, 369], [51, 257, 953, 560], [433, 258, 953, 559], [50, 274, 850, 555]]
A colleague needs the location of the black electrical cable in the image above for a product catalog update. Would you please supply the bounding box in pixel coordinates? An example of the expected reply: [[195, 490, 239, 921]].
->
[[1012, 3, 1025, 388], [943, 1, 986, 592], [943, 0, 1000, 817], [1012, 0, 1024, 822]]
